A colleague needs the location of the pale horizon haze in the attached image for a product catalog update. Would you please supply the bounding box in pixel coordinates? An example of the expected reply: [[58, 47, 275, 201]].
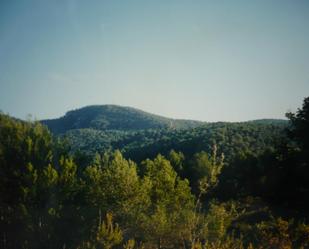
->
[[0, 0, 309, 122]]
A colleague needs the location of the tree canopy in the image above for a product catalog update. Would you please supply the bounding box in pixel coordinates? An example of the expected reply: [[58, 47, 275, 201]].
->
[[1, 97, 309, 249]]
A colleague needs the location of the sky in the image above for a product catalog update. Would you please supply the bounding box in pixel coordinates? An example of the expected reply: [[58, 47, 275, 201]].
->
[[0, 0, 309, 122]]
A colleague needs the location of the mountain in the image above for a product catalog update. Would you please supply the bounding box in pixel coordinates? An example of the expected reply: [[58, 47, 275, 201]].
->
[[41, 105, 204, 134], [247, 119, 288, 125], [41, 105, 288, 162]]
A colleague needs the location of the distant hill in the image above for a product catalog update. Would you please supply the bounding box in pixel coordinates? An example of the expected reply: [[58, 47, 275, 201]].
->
[[247, 119, 288, 125], [40, 105, 288, 162], [41, 105, 204, 134]]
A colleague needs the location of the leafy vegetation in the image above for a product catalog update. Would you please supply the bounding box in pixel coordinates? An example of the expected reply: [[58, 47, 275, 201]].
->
[[41, 105, 203, 134], [1, 97, 309, 249]]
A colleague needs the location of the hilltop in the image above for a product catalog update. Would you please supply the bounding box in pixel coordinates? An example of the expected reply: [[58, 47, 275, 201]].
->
[[41, 105, 203, 134], [39, 105, 288, 163]]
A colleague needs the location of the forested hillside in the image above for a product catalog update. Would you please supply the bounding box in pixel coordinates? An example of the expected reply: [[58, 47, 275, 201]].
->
[[1, 98, 309, 249], [41, 105, 287, 162], [41, 105, 203, 134]]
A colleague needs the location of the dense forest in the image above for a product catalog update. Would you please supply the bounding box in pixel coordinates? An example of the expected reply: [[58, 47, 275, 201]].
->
[[42, 105, 287, 162], [41, 105, 203, 134], [1, 97, 309, 249]]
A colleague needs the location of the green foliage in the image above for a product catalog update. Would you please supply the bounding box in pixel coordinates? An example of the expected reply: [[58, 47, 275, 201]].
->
[[204, 202, 237, 242], [42, 105, 202, 134], [286, 97, 309, 152], [188, 145, 224, 194], [84, 150, 149, 234], [202, 236, 247, 249], [95, 213, 123, 249], [41, 105, 286, 168], [58, 121, 286, 165], [1, 97, 309, 249], [0, 114, 54, 248], [139, 155, 195, 248], [78, 213, 123, 249], [123, 239, 137, 249], [245, 217, 309, 249], [168, 149, 185, 175], [279, 97, 309, 205]]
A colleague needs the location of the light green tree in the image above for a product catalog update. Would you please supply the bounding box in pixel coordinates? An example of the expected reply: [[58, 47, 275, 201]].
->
[[140, 155, 195, 248]]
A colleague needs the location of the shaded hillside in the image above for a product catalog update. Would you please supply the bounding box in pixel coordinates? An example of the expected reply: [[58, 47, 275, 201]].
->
[[114, 122, 288, 162], [41, 105, 203, 134], [248, 119, 288, 125], [41, 105, 288, 162], [61, 121, 287, 164]]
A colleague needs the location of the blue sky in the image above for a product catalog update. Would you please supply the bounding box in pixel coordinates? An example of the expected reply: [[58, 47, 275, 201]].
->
[[0, 0, 308, 121]]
